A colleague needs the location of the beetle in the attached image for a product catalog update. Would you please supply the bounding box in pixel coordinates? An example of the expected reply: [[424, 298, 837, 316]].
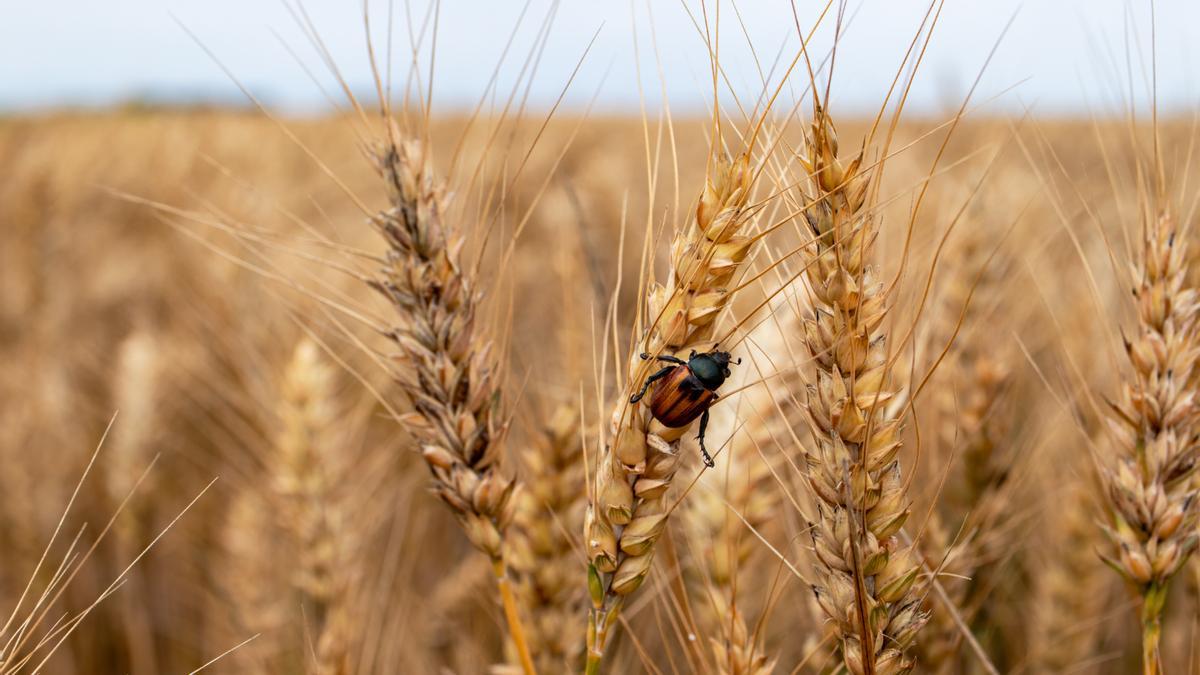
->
[[629, 348, 740, 467]]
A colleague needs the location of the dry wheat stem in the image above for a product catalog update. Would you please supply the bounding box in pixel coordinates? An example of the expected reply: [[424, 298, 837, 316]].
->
[[584, 150, 758, 674], [364, 130, 535, 675], [1098, 208, 1200, 675], [797, 106, 929, 675]]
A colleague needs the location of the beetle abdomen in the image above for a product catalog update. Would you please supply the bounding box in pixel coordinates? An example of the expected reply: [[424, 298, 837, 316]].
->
[[648, 366, 715, 428]]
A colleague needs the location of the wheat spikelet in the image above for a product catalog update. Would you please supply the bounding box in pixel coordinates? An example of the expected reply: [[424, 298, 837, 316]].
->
[[797, 107, 928, 675], [584, 151, 757, 673], [364, 130, 533, 672], [1098, 207, 1200, 674]]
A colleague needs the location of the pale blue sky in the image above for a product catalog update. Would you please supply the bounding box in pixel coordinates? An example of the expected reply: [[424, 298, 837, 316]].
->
[[2, 1, 1197, 116]]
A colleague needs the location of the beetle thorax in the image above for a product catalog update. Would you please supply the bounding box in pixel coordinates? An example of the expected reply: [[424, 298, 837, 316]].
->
[[688, 351, 731, 390]]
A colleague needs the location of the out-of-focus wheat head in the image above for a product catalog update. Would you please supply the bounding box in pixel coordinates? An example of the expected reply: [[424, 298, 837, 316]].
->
[[1030, 476, 1107, 671], [797, 106, 929, 675], [1099, 207, 1200, 673], [584, 149, 756, 672], [274, 339, 352, 675], [918, 216, 1017, 671], [501, 405, 587, 673], [221, 338, 355, 674], [685, 445, 779, 675]]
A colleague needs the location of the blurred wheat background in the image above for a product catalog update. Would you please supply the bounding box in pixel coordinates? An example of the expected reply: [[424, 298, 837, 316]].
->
[[3, 1, 1200, 674]]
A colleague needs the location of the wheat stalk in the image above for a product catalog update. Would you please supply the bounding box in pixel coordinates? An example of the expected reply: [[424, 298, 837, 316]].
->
[[1099, 207, 1200, 675], [584, 150, 757, 674], [364, 130, 534, 674], [797, 106, 929, 675]]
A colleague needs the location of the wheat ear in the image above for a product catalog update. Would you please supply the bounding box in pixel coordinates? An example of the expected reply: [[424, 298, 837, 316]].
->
[[501, 405, 587, 673], [685, 448, 779, 675], [584, 152, 756, 674], [274, 339, 351, 675], [1029, 478, 1105, 672], [366, 133, 534, 674], [798, 107, 928, 675], [920, 230, 1014, 670], [107, 329, 163, 675], [1099, 208, 1200, 675]]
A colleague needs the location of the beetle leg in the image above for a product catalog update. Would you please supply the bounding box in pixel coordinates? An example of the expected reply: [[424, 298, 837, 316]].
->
[[630, 366, 676, 404], [654, 354, 688, 366], [697, 409, 715, 468]]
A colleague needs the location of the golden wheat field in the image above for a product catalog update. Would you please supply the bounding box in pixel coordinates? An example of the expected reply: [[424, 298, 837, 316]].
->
[[4, 3, 1200, 674]]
